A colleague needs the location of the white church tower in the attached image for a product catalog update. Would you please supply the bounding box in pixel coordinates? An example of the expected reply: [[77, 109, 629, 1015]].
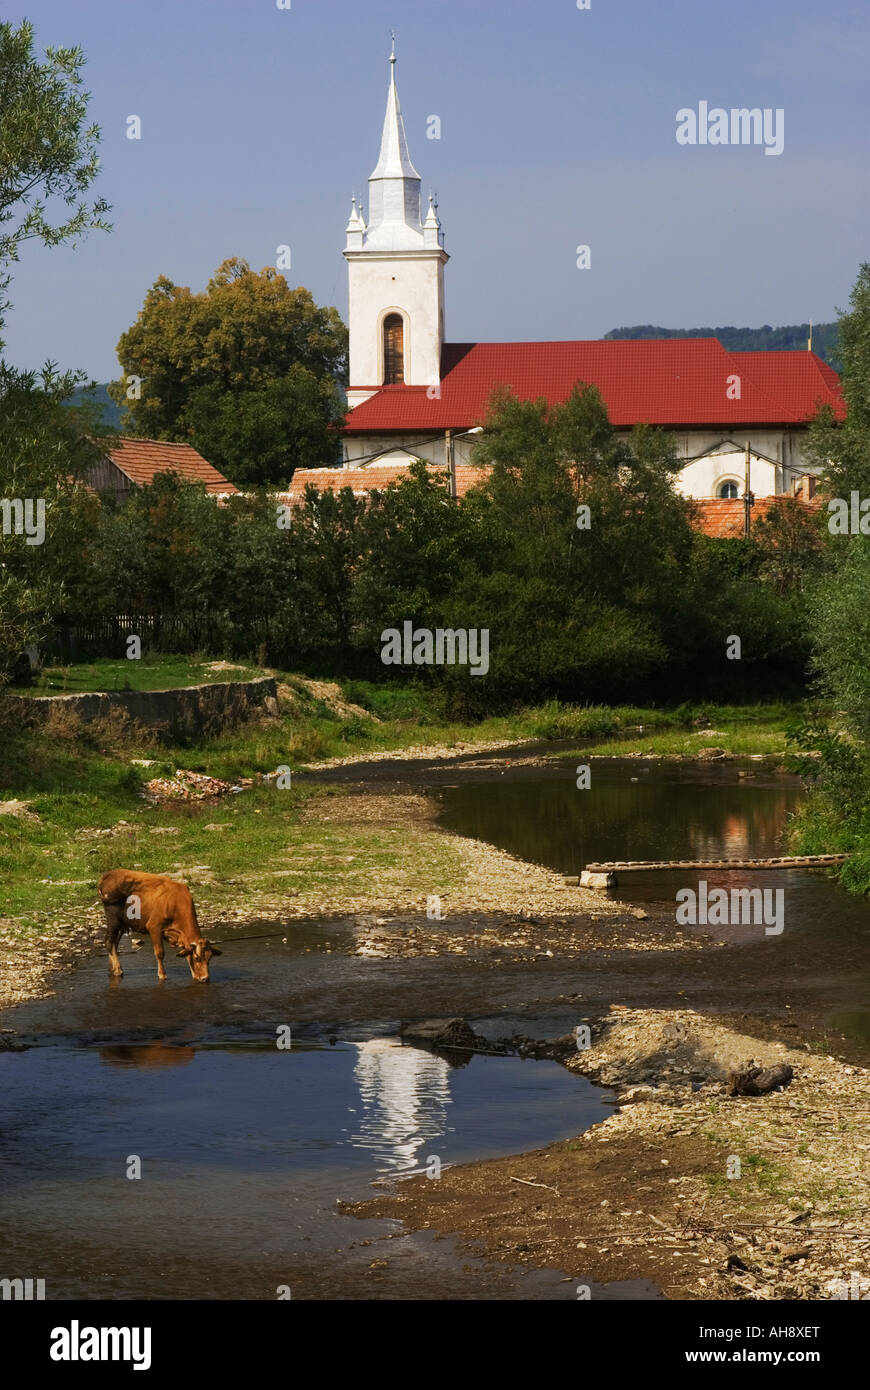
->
[[344, 41, 448, 410]]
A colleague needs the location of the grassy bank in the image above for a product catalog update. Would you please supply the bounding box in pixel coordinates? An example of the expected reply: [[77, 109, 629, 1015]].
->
[[15, 654, 264, 695], [567, 702, 794, 758], [787, 787, 870, 896], [0, 674, 800, 927]]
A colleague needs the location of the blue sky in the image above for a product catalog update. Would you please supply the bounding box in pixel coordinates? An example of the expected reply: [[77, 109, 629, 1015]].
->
[[4, 0, 869, 380]]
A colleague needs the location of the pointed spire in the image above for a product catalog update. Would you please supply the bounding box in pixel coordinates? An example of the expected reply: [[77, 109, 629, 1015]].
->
[[423, 191, 442, 248], [345, 194, 365, 250], [345, 194, 361, 233], [346, 42, 445, 255], [369, 38, 420, 182]]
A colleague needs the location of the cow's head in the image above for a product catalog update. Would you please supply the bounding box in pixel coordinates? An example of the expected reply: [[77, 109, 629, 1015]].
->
[[177, 938, 222, 981]]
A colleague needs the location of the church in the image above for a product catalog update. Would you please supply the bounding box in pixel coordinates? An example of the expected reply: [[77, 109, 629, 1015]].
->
[[289, 47, 843, 520]]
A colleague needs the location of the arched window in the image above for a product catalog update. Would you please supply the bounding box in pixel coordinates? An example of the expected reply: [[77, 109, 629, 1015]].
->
[[718, 480, 739, 499], [383, 314, 404, 385]]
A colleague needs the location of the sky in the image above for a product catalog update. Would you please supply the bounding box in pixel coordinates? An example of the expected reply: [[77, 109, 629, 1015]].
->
[[4, 0, 870, 382]]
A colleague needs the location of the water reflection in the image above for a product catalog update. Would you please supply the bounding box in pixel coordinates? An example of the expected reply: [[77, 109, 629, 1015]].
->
[[436, 760, 800, 878], [350, 1039, 452, 1171], [100, 1044, 196, 1069]]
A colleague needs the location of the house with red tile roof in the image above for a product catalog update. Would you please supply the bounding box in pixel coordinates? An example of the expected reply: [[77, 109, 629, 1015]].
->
[[84, 437, 236, 500], [291, 48, 843, 515]]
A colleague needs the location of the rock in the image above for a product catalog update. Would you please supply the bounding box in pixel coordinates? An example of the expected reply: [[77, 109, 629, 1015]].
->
[[631, 908, 648, 920], [400, 1018, 477, 1050], [580, 870, 616, 890], [697, 746, 727, 761], [726, 1062, 794, 1097], [0, 799, 39, 821], [619, 1085, 660, 1104]]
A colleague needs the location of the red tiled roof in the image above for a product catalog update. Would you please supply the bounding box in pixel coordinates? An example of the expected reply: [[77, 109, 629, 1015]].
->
[[729, 352, 844, 422], [692, 495, 823, 538], [345, 340, 843, 433], [283, 462, 487, 502], [104, 437, 237, 494]]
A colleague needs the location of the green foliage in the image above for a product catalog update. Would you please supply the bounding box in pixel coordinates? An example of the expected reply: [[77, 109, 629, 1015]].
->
[[41, 379, 820, 706], [0, 19, 110, 343], [183, 365, 344, 486], [752, 497, 831, 594], [806, 538, 870, 744], [787, 265, 870, 891], [808, 264, 870, 498], [108, 258, 347, 482], [0, 365, 105, 675]]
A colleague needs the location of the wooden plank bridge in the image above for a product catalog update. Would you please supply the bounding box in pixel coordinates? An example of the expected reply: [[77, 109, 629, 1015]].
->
[[569, 854, 846, 887], [583, 855, 846, 872]]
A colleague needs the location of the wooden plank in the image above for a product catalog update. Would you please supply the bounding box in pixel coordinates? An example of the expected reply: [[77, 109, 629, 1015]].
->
[[582, 855, 846, 873]]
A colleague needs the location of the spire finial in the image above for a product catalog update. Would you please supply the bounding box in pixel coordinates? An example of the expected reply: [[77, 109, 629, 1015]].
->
[[390, 30, 396, 66]]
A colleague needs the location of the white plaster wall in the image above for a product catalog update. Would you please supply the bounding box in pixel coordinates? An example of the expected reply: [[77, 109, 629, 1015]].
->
[[342, 425, 820, 496], [674, 451, 777, 498], [345, 250, 446, 390]]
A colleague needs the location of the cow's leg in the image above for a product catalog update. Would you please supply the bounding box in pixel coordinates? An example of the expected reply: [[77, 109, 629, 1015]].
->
[[103, 901, 125, 978], [150, 927, 167, 982]]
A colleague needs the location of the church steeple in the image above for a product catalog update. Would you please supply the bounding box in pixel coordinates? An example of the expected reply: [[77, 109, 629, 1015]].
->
[[343, 40, 448, 408], [363, 39, 426, 251]]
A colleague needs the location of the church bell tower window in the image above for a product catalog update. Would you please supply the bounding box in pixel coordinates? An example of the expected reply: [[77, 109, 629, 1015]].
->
[[383, 313, 405, 384]]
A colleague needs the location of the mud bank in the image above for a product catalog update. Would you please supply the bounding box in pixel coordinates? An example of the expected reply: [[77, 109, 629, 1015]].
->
[[348, 1008, 870, 1301]]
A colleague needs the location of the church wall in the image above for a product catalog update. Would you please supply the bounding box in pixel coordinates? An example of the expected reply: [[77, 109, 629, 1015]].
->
[[662, 426, 813, 497], [346, 253, 445, 390], [343, 433, 448, 467], [343, 424, 818, 496]]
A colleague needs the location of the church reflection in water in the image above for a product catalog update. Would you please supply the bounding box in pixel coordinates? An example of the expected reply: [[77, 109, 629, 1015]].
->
[[349, 1039, 453, 1173]]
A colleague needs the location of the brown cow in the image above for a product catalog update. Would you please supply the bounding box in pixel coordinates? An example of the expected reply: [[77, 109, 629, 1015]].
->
[[98, 869, 221, 982]]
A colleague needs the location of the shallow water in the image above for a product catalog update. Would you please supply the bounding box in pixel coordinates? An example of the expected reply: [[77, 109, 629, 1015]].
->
[[436, 757, 870, 1039], [0, 1039, 650, 1300]]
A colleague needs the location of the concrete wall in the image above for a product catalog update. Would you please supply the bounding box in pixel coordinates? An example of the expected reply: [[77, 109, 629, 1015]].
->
[[10, 677, 278, 743]]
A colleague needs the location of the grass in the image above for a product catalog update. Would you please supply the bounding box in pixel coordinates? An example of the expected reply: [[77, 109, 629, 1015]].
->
[[0, 672, 801, 927], [565, 703, 795, 759], [14, 653, 264, 696]]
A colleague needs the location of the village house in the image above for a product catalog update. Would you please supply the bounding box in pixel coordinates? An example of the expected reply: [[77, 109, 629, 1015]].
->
[[83, 437, 236, 500], [289, 47, 843, 525]]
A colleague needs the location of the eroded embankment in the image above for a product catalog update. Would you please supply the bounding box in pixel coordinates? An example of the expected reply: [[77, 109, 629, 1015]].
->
[[347, 1009, 870, 1301]]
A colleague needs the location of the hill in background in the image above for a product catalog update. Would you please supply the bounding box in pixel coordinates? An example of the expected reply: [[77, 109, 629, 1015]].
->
[[604, 322, 839, 367], [66, 382, 125, 430]]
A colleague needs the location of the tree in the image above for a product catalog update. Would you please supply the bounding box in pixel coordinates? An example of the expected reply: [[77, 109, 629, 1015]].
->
[[459, 384, 696, 703], [807, 263, 870, 498], [0, 365, 103, 677], [0, 19, 110, 344], [109, 258, 347, 482], [183, 365, 343, 487], [804, 264, 870, 740], [752, 497, 830, 595]]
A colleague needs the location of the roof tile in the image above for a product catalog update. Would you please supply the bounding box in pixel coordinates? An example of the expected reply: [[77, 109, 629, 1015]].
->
[[345, 340, 843, 432], [104, 437, 236, 493]]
